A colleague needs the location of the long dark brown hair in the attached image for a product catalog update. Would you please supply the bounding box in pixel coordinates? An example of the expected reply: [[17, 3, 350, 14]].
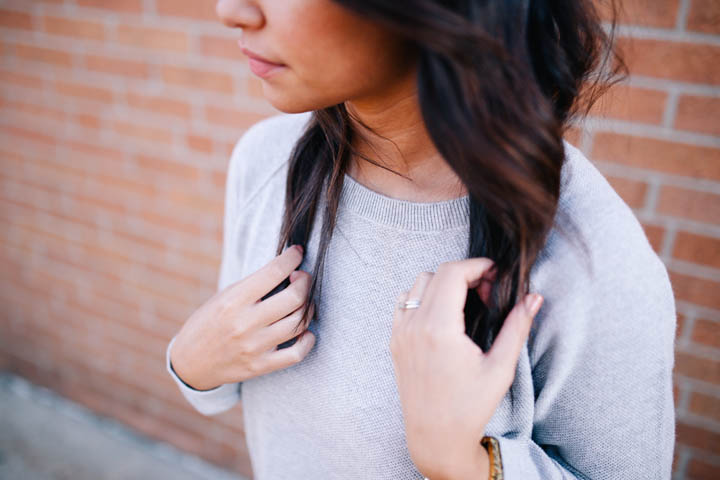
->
[[263, 0, 628, 352]]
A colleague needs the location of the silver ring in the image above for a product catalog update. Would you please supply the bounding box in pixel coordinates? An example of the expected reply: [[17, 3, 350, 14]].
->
[[399, 298, 421, 310]]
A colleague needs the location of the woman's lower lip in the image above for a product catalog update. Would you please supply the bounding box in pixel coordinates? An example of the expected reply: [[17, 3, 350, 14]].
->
[[247, 57, 286, 78]]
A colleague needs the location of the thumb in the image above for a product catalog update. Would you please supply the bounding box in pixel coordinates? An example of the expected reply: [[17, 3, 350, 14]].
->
[[486, 293, 543, 369]]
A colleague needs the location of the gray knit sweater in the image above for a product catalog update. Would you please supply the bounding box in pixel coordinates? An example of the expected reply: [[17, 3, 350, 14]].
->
[[166, 111, 676, 479]]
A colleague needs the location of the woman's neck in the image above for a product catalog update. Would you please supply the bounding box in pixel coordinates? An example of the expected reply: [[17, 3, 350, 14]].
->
[[343, 71, 467, 203]]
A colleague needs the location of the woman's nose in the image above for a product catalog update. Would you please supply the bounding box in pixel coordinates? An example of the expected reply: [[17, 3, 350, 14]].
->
[[215, 0, 264, 29]]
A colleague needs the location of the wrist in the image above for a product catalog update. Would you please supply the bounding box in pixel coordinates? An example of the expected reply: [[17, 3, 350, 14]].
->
[[453, 440, 490, 480], [422, 436, 502, 480], [169, 337, 218, 391], [423, 439, 489, 480]]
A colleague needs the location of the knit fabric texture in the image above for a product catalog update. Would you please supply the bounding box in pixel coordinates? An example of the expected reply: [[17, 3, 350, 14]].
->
[[166, 111, 677, 479]]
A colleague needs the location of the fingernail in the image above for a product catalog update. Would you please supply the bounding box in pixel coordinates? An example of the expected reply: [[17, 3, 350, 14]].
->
[[524, 293, 543, 316], [294, 244, 304, 255]]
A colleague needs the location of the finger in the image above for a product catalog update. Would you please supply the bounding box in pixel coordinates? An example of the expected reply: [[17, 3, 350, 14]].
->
[[468, 263, 496, 289], [486, 293, 543, 370], [233, 244, 304, 303], [404, 271, 434, 314], [473, 265, 497, 306], [254, 269, 311, 325], [423, 257, 495, 322], [261, 328, 316, 372], [258, 302, 315, 351], [393, 290, 409, 316]]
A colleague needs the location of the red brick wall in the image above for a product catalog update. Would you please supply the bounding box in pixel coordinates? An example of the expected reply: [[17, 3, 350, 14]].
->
[[0, 0, 272, 476], [577, 2, 719, 478], [0, 1, 717, 478]]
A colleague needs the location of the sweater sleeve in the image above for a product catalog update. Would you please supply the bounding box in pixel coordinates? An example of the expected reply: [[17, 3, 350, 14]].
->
[[164, 129, 253, 416], [495, 211, 677, 478], [165, 335, 242, 416]]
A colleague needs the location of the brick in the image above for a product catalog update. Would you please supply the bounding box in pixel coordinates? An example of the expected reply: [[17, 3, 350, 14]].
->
[[673, 231, 720, 269], [186, 133, 213, 153], [676, 421, 720, 455], [218, 140, 238, 158], [13, 43, 73, 67], [692, 318, 720, 349], [687, 456, 720, 480], [0, 69, 44, 89], [138, 209, 206, 236], [107, 226, 165, 252], [84, 54, 149, 78], [669, 270, 720, 310], [92, 170, 156, 199], [111, 120, 174, 143], [164, 189, 223, 214], [198, 34, 243, 60], [592, 133, 720, 181], [211, 170, 227, 189], [125, 92, 191, 118], [60, 139, 125, 163], [72, 112, 101, 129], [675, 351, 720, 383], [657, 186, 720, 225], [674, 95, 720, 136], [205, 105, 271, 128], [55, 80, 114, 103], [115, 24, 188, 52], [0, 8, 33, 30], [42, 15, 106, 40], [36, 238, 205, 308], [1, 125, 56, 145], [686, 0, 720, 34], [617, 38, 720, 85], [689, 390, 720, 424], [155, 0, 218, 21], [588, 84, 667, 124], [161, 65, 235, 94], [134, 154, 201, 181], [2, 98, 66, 122], [677, 313, 686, 339], [639, 222, 664, 253], [605, 175, 647, 208], [76, 186, 130, 217], [76, 0, 143, 14], [673, 351, 720, 384], [596, 0, 679, 28]]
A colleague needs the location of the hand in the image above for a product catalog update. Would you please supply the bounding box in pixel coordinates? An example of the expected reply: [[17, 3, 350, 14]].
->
[[389, 257, 543, 479], [170, 244, 316, 391]]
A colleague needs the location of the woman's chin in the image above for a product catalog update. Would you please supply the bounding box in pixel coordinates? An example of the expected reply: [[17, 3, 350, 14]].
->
[[264, 93, 337, 115], [267, 101, 315, 114]]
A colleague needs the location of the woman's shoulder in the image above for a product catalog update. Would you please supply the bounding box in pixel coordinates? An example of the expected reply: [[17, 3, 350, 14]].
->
[[527, 140, 676, 362], [226, 111, 314, 210], [537, 139, 667, 282]]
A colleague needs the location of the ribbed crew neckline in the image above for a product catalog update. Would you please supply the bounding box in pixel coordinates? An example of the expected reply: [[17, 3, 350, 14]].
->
[[339, 172, 470, 231]]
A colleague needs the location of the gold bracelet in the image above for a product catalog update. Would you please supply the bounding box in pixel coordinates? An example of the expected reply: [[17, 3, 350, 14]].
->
[[421, 436, 504, 480], [480, 435, 504, 480]]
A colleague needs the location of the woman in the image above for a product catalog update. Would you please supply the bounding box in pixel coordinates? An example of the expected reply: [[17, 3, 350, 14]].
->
[[167, 1, 677, 479]]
